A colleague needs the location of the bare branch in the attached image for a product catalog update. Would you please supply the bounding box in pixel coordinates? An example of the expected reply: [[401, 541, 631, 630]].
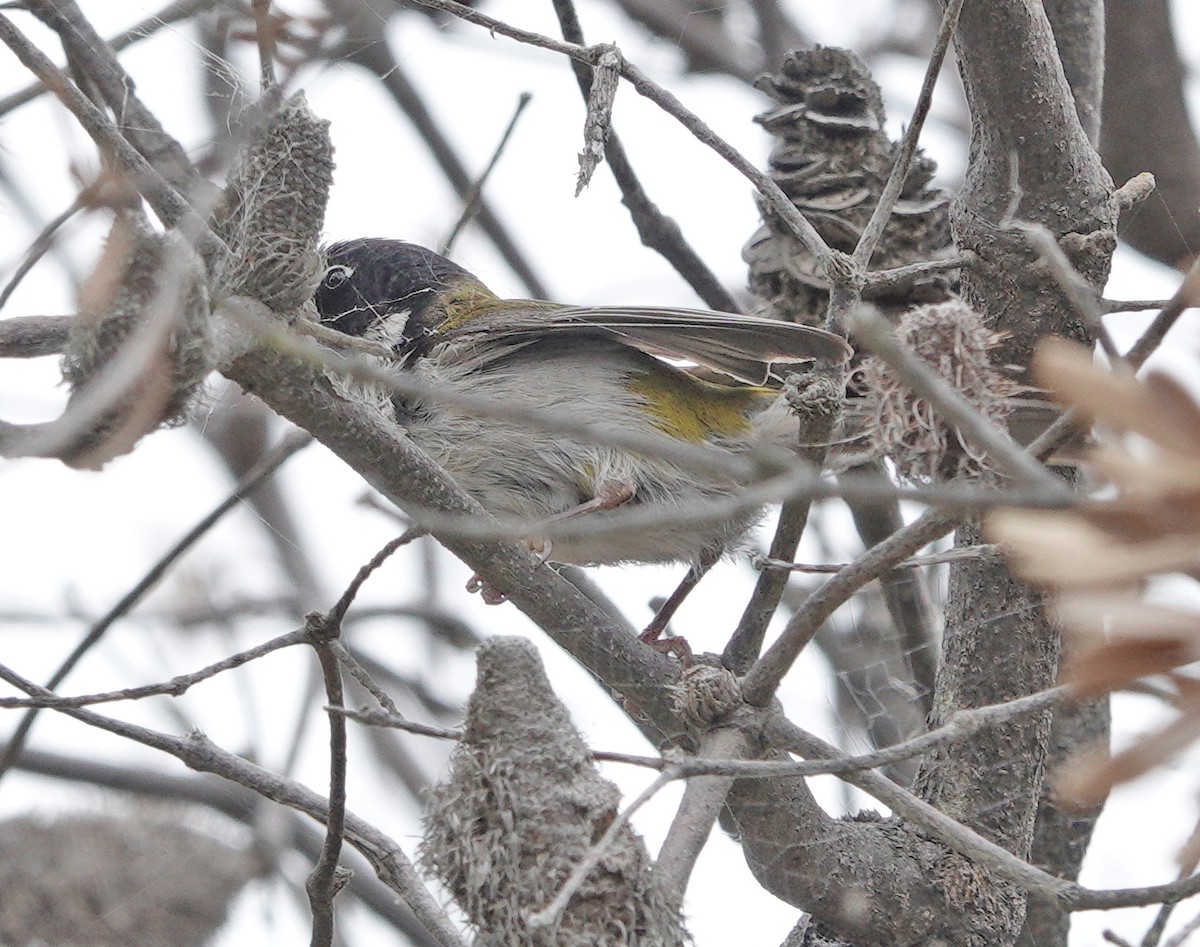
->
[[741, 509, 957, 706], [305, 640, 350, 947], [405, 0, 837, 271], [0, 664, 467, 946], [551, 0, 742, 312], [0, 314, 71, 357], [440, 92, 532, 256], [0, 431, 312, 778], [0, 628, 308, 710], [653, 726, 750, 907]]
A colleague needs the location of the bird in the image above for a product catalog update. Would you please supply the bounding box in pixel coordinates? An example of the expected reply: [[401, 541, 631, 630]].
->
[[312, 237, 850, 615]]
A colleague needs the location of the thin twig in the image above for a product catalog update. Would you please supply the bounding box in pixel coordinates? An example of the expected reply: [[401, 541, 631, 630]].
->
[[740, 252, 1200, 705], [592, 686, 1065, 780], [441, 93, 532, 255], [1163, 905, 1200, 947], [327, 529, 426, 629], [0, 195, 86, 313], [853, 0, 965, 268], [725, 372, 841, 672], [863, 254, 968, 294], [1102, 298, 1171, 313], [0, 0, 224, 119], [0, 629, 308, 709], [306, 640, 350, 947], [0, 15, 217, 250], [404, 0, 835, 270], [0, 431, 312, 777], [334, 707, 462, 742], [0, 666, 467, 947], [7, 746, 446, 946], [1125, 259, 1200, 370], [741, 509, 957, 706], [610, 0, 758, 81], [654, 727, 751, 908], [755, 542, 1001, 574], [1028, 258, 1200, 461], [25, 0, 210, 201], [767, 709, 1200, 912], [329, 643, 404, 718], [1142, 899, 1180, 947], [550, 0, 741, 312], [325, 0, 548, 298], [765, 713, 1075, 903]]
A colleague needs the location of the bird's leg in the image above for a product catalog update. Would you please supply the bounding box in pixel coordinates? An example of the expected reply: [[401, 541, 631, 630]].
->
[[544, 481, 637, 526], [525, 480, 637, 560], [465, 481, 636, 604], [639, 546, 722, 663]]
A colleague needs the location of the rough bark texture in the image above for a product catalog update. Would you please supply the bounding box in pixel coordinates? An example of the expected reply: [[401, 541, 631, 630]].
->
[[718, 3, 1116, 943], [1042, 0, 1104, 145], [1015, 696, 1110, 947], [724, 777, 1016, 947], [914, 1, 1116, 944], [1016, 5, 1112, 943]]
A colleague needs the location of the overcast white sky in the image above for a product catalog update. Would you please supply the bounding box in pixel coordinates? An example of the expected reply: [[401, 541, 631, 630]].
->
[[2, 2, 1200, 944]]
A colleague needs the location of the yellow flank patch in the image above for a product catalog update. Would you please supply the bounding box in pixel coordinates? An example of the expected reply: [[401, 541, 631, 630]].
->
[[628, 364, 773, 442]]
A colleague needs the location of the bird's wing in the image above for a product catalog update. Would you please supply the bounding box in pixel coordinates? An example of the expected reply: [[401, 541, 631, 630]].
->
[[437, 305, 852, 385]]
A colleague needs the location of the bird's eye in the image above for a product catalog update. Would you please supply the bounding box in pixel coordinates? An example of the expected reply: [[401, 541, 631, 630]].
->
[[322, 264, 353, 290]]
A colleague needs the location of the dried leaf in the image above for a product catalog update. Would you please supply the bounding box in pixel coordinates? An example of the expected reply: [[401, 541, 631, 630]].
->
[[1053, 593, 1200, 696], [1057, 708, 1200, 809], [991, 510, 1200, 586], [1034, 338, 1200, 454], [576, 46, 619, 197], [1177, 809, 1200, 876], [1143, 371, 1200, 458], [1088, 446, 1200, 505]]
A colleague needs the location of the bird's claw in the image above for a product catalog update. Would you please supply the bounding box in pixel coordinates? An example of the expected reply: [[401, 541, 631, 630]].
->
[[466, 573, 507, 604], [524, 535, 553, 563], [465, 537, 551, 605]]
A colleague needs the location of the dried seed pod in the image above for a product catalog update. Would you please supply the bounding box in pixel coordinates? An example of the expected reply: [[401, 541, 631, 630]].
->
[[0, 812, 255, 947], [742, 46, 953, 325], [210, 92, 334, 312], [60, 213, 212, 469], [668, 662, 742, 728], [858, 299, 1020, 482], [422, 637, 688, 947]]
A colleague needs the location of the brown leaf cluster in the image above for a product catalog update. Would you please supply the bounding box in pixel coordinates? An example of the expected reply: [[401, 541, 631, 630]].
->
[[989, 337, 1200, 825]]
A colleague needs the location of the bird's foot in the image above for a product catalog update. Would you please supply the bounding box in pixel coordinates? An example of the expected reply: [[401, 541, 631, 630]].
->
[[465, 536, 554, 604], [637, 627, 693, 665]]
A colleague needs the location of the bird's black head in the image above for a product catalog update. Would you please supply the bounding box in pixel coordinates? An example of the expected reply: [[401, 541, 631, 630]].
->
[[314, 238, 488, 351]]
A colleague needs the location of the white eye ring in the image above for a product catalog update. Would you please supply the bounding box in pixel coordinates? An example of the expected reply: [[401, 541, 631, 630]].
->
[[322, 264, 354, 289]]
